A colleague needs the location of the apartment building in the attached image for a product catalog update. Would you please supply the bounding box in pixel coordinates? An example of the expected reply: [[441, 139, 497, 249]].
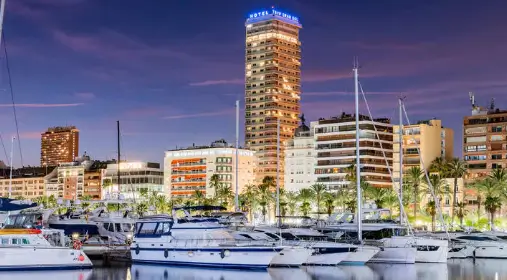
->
[[0, 167, 55, 199], [164, 139, 257, 199], [244, 8, 302, 183], [284, 116, 316, 192], [393, 119, 454, 178], [312, 113, 394, 190]]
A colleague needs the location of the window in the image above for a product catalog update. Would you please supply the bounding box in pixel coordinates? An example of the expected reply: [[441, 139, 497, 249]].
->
[[1, 238, 8, 245], [492, 154, 502, 160], [22, 239, 29, 245], [492, 126, 503, 133], [137, 222, 157, 235]]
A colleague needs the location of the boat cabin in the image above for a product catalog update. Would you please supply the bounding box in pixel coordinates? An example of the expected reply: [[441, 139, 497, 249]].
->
[[134, 215, 174, 238]]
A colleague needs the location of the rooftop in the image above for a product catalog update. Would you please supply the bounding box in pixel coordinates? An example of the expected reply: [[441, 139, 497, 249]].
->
[[167, 139, 245, 151], [43, 126, 78, 133], [316, 113, 391, 125]]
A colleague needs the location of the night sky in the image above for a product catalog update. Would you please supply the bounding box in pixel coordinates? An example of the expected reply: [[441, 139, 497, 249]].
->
[[3, 0, 507, 167]]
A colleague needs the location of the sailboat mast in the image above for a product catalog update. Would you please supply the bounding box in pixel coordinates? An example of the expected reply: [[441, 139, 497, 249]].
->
[[398, 98, 404, 224], [8, 136, 14, 198], [276, 118, 280, 226], [354, 62, 362, 241], [0, 0, 6, 48], [117, 120, 121, 199], [234, 100, 239, 211]]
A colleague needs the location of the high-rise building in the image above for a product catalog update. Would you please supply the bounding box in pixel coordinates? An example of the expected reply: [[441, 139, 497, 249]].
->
[[313, 113, 394, 190], [244, 8, 302, 184], [41, 126, 79, 166], [392, 119, 454, 179], [284, 116, 316, 192], [463, 101, 507, 205], [164, 140, 257, 199]]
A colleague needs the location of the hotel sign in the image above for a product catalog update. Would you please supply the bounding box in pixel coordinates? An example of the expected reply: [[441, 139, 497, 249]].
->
[[249, 9, 299, 22]]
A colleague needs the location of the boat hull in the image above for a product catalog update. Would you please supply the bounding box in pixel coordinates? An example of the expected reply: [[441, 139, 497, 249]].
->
[[341, 246, 380, 265], [369, 247, 416, 264], [131, 246, 279, 270], [303, 251, 350, 266], [270, 247, 313, 267], [0, 247, 92, 270]]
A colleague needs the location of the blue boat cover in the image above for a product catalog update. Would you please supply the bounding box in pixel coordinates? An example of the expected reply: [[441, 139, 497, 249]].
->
[[0, 198, 37, 211]]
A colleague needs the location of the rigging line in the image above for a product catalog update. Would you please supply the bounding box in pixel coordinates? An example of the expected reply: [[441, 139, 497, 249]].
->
[[2, 32, 23, 166], [401, 101, 449, 240], [358, 81, 413, 236]]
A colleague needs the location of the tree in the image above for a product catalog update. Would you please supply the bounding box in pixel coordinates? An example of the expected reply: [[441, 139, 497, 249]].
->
[[239, 184, 258, 222], [190, 190, 206, 205], [473, 177, 503, 230], [425, 201, 437, 231], [284, 191, 299, 216], [406, 166, 424, 221], [262, 176, 276, 190], [429, 157, 448, 177], [322, 192, 335, 216], [446, 158, 468, 225], [310, 184, 327, 219], [364, 186, 392, 209], [256, 183, 274, 223], [455, 202, 467, 227], [209, 174, 222, 192]]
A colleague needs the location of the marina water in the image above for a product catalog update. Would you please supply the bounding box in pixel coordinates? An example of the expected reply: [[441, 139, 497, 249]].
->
[[2, 259, 506, 280]]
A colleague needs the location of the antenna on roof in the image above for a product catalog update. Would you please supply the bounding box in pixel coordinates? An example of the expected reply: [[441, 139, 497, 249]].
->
[[469, 92, 475, 108], [490, 98, 495, 110]]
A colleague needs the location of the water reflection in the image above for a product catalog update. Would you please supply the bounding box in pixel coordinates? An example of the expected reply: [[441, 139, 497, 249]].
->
[[0, 270, 93, 280], [5, 259, 507, 280]]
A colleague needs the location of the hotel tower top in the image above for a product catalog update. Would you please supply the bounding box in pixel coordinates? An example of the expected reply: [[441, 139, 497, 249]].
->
[[244, 8, 302, 184]]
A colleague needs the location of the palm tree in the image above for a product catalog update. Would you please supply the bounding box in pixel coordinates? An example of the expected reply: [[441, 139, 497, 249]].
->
[[256, 184, 274, 222], [446, 158, 467, 225], [364, 186, 393, 209], [215, 184, 234, 209], [262, 176, 276, 190], [135, 202, 148, 217], [429, 157, 448, 176], [310, 184, 326, 218], [240, 184, 258, 221], [425, 200, 437, 231], [209, 174, 222, 196], [190, 190, 206, 205], [489, 167, 507, 192], [298, 188, 315, 216], [423, 174, 449, 231], [406, 166, 424, 221], [322, 192, 335, 216], [455, 202, 467, 227], [154, 195, 168, 214], [473, 177, 503, 230], [284, 191, 299, 216]]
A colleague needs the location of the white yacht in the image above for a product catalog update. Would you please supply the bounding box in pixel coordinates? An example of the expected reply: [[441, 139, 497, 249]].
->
[[232, 230, 313, 267], [131, 215, 282, 269], [320, 209, 449, 263], [0, 228, 92, 270], [251, 227, 376, 265]]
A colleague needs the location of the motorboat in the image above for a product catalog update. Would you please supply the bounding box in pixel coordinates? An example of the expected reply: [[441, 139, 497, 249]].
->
[[232, 230, 313, 267], [319, 209, 449, 264], [0, 228, 92, 270], [131, 214, 282, 269], [251, 227, 372, 265], [47, 207, 105, 236]]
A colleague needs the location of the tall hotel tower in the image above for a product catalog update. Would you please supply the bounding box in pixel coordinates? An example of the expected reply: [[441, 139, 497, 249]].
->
[[244, 9, 302, 184]]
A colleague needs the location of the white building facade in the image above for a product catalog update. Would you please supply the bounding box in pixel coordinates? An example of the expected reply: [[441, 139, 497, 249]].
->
[[284, 119, 316, 192], [101, 161, 164, 200], [164, 140, 257, 199], [313, 114, 394, 190]]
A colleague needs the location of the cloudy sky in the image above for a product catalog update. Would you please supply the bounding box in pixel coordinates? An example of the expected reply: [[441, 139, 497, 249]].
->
[[2, 0, 506, 166]]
